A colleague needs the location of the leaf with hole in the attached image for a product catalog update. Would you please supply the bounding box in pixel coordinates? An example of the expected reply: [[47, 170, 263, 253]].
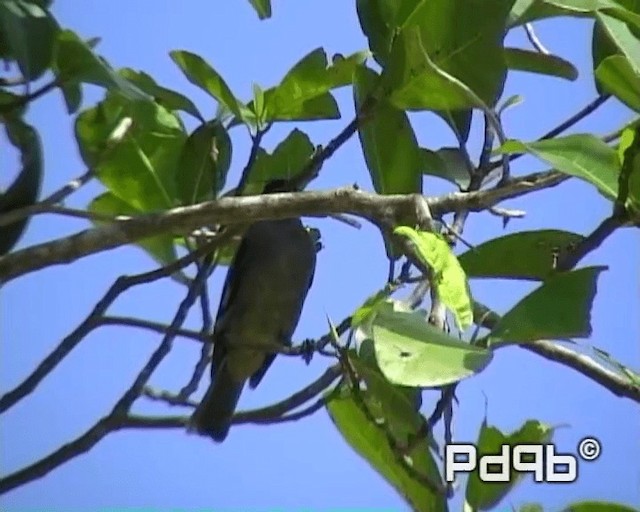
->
[[371, 301, 492, 387]]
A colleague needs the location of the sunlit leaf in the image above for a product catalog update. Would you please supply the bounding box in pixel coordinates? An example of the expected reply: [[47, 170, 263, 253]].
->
[[498, 135, 620, 201], [371, 301, 492, 387], [394, 226, 472, 329]]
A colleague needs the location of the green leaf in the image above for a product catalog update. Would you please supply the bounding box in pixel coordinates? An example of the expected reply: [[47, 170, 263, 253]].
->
[[458, 230, 586, 281], [58, 81, 83, 114], [75, 94, 186, 211], [349, 351, 425, 438], [358, 339, 423, 413], [505, 48, 578, 81], [352, 285, 397, 328], [0, 119, 42, 255], [617, 125, 640, 218], [519, 505, 544, 512], [421, 147, 471, 189], [509, 0, 620, 26], [489, 267, 606, 345], [560, 502, 640, 512], [53, 30, 147, 101], [177, 121, 232, 205], [360, 0, 512, 108], [354, 66, 423, 196], [497, 135, 621, 201], [326, 385, 448, 512], [88, 192, 178, 267], [243, 128, 314, 194], [248, 0, 271, 20], [252, 83, 266, 126], [371, 301, 492, 387], [262, 49, 368, 122], [595, 55, 640, 111], [595, 12, 640, 73], [383, 29, 489, 112], [120, 68, 203, 120], [394, 227, 473, 329], [465, 419, 554, 511], [170, 50, 250, 122], [0, 0, 58, 81]]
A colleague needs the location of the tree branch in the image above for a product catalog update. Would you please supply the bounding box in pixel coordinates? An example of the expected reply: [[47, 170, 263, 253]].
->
[[0, 171, 568, 284]]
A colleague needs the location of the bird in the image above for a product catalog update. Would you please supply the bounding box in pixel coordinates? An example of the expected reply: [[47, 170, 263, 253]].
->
[[189, 179, 317, 442]]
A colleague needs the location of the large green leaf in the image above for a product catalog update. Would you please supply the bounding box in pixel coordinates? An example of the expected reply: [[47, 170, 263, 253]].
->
[[0, 0, 58, 81], [383, 29, 489, 112], [0, 119, 42, 255], [120, 68, 204, 121], [505, 48, 578, 81], [595, 55, 640, 111], [177, 121, 232, 204], [354, 66, 423, 196], [489, 267, 606, 344], [261, 49, 368, 122], [465, 419, 554, 511], [242, 129, 314, 194], [359, 0, 512, 107], [53, 30, 147, 101], [498, 135, 621, 201], [88, 192, 178, 267], [326, 385, 448, 512], [371, 301, 492, 387], [458, 230, 585, 281], [170, 50, 251, 123], [394, 227, 473, 329], [75, 95, 186, 211], [596, 11, 640, 73]]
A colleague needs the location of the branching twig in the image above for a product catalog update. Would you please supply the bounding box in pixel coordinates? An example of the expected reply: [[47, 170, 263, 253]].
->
[[556, 214, 626, 271], [0, 239, 223, 414]]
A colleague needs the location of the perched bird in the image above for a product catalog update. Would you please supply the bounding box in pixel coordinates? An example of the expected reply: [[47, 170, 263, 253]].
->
[[189, 179, 317, 442]]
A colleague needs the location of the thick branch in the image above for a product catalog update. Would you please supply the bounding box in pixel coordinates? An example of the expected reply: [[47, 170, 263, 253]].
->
[[0, 172, 567, 283]]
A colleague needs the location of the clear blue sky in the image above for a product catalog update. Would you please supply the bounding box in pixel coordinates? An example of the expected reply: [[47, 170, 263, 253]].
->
[[2, 1, 639, 510]]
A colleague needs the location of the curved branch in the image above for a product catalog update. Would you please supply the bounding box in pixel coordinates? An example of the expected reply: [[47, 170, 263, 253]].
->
[[0, 172, 568, 283]]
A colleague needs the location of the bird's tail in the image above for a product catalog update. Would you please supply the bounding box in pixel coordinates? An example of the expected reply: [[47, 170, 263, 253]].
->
[[189, 360, 244, 442]]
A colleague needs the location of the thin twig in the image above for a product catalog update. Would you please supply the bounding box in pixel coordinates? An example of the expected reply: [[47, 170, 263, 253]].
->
[[236, 124, 271, 195], [524, 23, 550, 54], [99, 315, 208, 343], [490, 95, 611, 171], [0, 169, 95, 228], [0, 239, 222, 414], [556, 214, 625, 271]]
